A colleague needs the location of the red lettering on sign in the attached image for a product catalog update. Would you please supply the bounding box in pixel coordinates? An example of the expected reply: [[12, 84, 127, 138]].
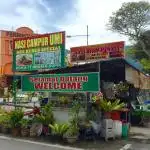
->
[[67, 82, 77, 89], [34, 83, 53, 89], [53, 82, 59, 89], [60, 77, 64, 81], [77, 82, 82, 89], [61, 83, 67, 89], [44, 83, 49, 89], [34, 83, 43, 89], [83, 76, 88, 82]]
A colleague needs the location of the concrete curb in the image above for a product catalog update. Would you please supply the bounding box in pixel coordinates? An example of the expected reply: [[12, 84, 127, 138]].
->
[[120, 144, 132, 150]]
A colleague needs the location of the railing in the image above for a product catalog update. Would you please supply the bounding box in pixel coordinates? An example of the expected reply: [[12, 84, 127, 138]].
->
[[0, 102, 40, 116]]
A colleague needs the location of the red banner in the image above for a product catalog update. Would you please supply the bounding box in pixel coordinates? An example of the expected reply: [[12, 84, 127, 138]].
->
[[70, 41, 125, 63]]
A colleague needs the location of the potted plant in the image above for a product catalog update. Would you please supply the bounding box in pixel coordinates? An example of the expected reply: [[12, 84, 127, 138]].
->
[[91, 92, 103, 104], [114, 82, 129, 98], [64, 101, 81, 143], [65, 117, 79, 143], [34, 103, 55, 135], [0, 114, 11, 134], [20, 118, 30, 137], [49, 123, 69, 141], [99, 99, 125, 119], [9, 108, 24, 136], [59, 96, 69, 107]]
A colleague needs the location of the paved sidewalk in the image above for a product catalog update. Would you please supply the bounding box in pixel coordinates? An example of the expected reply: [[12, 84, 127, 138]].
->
[[130, 127, 150, 142]]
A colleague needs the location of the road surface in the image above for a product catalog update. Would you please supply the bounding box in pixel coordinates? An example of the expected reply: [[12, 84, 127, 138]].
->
[[0, 137, 83, 150], [0, 135, 150, 150]]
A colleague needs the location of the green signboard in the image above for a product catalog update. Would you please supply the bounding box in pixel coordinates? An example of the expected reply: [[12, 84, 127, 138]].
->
[[21, 73, 100, 92], [13, 32, 65, 71]]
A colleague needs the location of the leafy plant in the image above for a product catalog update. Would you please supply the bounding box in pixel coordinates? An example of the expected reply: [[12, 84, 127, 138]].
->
[[99, 99, 125, 112], [115, 82, 129, 93], [20, 119, 30, 129], [0, 113, 11, 128], [91, 92, 103, 103], [59, 96, 69, 104], [9, 108, 24, 128], [66, 125, 79, 137], [49, 123, 69, 136], [34, 103, 55, 125], [70, 101, 81, 120], [34, 114, 53, 125]]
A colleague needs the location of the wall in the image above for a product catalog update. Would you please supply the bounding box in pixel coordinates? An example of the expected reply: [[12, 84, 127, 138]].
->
[[53, 108, 86, 123], [0, 27, 34, 75], [125, 64, 150, 89]]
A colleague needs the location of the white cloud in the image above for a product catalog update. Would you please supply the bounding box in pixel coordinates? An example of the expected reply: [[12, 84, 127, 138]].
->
[[60, 0, 148, 49], [0, 0, 41, 32], [0, 0, 149, 49]]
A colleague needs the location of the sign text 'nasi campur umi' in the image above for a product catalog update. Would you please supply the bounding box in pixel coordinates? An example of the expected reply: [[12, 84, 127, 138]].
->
[[22, 73, 99, 92], [13, 31, 65, 71], [14, 32, 64, 49]]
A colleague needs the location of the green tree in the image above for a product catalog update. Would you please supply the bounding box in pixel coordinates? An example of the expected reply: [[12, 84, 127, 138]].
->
[[126, 46, 150, 73], [108, 1, 150, 58], [140, 58, 150, 72]]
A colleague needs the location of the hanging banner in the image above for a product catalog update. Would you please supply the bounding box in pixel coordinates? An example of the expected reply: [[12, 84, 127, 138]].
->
[[70, 41, 124, 63], [13, 31, 65, 71], [22, 73, 100, 92]]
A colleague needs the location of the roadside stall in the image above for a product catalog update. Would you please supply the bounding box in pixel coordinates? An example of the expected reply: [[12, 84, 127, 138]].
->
[[4, 32, 148, 142]]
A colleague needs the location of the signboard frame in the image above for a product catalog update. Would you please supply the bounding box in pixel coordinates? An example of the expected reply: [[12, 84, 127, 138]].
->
[[12, 31, 65, 72], [21, 72, 100, 92], [70, 41, 125, 63]]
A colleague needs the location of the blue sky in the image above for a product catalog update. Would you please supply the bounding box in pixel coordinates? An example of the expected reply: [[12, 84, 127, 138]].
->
[[0, 0, 147, 49]]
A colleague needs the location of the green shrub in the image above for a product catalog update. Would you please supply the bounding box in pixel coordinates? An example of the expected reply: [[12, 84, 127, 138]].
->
[[49, 123, 69, 136]]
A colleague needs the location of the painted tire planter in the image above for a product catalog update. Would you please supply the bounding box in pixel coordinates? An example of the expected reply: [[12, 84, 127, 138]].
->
[[12, 128, 21, 136], [1, 126, 10, 134], [21, 128, 30, 137]]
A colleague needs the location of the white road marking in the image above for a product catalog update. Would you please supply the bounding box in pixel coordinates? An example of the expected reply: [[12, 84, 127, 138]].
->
[[120, 144, 132, 150]]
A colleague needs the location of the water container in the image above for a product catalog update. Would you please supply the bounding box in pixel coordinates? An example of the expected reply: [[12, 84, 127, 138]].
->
[[113, 120, 122, 137], [122, 123, 128, 137]]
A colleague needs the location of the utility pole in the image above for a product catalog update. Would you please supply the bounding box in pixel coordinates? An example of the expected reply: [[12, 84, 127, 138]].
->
[[87, 25, 89, 45], [66, 25, 89, 46]]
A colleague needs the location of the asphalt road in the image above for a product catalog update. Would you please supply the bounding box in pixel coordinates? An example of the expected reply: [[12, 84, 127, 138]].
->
[[131, 143, 150, 150], [0, 135, 150, 150], [0, 138, 83, 150]]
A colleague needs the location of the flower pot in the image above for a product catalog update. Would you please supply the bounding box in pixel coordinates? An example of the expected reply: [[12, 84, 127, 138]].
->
[[21, 128, 30, 137], [42, 125, 49, 136], [1, 126, 10, 134], [52, 135, 63, 142], [30, 123, 43, 137], [12, 127, 20, 137], [111, 111, 120, 120], [0, 125, 2, 133], [104, 112, 111, 119], [66, 136, 78, 143], [30, 130, 37, 137]]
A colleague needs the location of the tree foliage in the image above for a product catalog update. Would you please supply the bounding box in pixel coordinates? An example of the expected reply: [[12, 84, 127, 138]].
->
[[140, 58, 150, 72], [126, 46, 150, 74], [108, 1, 150, 58]]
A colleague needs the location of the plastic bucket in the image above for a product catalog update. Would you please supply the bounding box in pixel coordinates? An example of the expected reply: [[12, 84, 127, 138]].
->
[[122, 123, 128, 137]]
